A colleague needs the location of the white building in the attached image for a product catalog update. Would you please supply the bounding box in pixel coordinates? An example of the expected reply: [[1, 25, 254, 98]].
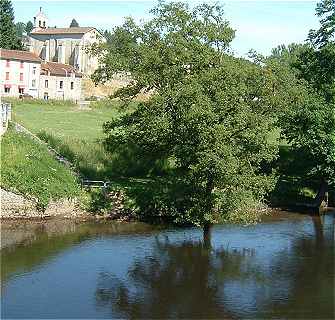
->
[[0, 49, 41, 98], [0, 49, 82, 101], [40, 62, 82, 102], [28, 8, 104, 75]]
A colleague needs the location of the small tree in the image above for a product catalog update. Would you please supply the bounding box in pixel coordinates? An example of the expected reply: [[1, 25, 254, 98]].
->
[[25, 20, 33, 34], [70, 18, 79, 28], [0, 0, 22, 49], [15, 21, 25, 37]]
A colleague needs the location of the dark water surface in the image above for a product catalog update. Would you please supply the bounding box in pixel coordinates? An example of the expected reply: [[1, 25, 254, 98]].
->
[[1, 211, 334, 319]]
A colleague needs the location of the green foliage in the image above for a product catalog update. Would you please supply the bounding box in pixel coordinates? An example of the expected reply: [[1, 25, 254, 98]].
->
[[0, 0, 22, 49], [93, 2, 286, 226], [15, 21, 25, 38], [1, 126, 81, 209], [25, 20, 33, 34], [268, 0, 335, 205], [308, 0, 335, 48]]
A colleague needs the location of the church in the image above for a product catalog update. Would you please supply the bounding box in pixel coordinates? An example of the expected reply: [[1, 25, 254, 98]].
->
[[27, 8, 104, 76]]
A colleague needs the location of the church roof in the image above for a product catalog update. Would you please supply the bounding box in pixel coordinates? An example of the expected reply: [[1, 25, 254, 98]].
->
[[0, 49, 41, 62], [31, 27, 96, 35], [41, 61, 82, 78]]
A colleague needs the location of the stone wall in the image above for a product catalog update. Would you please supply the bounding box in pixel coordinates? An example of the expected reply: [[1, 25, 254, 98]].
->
[[0, 188, 88, 219]]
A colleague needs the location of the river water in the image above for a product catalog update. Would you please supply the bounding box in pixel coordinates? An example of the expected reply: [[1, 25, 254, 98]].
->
[[1, 211, 334, 319]]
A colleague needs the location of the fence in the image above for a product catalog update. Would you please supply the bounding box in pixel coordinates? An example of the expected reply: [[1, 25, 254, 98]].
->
[[0, 102, 11, 135]]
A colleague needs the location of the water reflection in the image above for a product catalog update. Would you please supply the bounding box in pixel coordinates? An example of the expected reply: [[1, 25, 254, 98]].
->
[[96, 238, 234, 318], [95, 236, 272, 319], [1, 212, 334, 319], [95, 215, 334, 319], [260, 216, 334, 318]]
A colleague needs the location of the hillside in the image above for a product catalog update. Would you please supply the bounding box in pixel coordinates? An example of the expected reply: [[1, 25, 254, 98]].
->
[[1, 125, 81, 209]]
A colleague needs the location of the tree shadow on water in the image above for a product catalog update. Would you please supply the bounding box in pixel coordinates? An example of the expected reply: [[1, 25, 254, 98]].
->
[[94, 237, 264, 319]]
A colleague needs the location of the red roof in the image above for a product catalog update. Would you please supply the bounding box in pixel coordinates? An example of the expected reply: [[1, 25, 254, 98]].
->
[[41, 62, 82, 78], [31, 27, 95, 35], [0, 49, 41, 63]]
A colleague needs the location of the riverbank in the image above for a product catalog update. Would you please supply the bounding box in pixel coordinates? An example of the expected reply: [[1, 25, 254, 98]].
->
[[2, 208, 333, 250]]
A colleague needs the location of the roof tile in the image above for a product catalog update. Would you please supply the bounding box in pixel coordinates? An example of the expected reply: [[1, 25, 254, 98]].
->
[[41, 61, 82, 77], [0, 49, 41, 62], [31, 27, 95, 35]]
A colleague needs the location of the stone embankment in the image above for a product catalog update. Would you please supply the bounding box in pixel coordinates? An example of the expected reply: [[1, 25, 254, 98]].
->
[[0, 188, 87, 219], [0, 188, 132, 220]]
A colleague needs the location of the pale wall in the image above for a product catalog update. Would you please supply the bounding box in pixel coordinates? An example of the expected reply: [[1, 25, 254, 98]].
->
[[0, 59, 41, 98], [29, 29, 104, 75], [39, 74, 82, 102]]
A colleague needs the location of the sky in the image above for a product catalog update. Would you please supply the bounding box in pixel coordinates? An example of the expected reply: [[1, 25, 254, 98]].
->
[[12, 1, 320, 57]]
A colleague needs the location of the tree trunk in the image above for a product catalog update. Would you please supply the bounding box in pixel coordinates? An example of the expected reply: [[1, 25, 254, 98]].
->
[[203, 223, 212, 249], [314, 179, 328, 210], [203, 176, 214, 248]]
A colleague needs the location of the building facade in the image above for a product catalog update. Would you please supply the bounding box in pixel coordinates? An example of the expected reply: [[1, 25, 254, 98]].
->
[[0, 49, 82, 101], [40, 62, 82, 102], [28, 8, 103, 75], [0, 50, 41, 98]]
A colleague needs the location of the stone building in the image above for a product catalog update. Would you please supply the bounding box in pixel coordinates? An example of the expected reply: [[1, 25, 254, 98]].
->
[[0, 49, 41, 98], [28, 8, 104, 75], [40, 62, 82, 102]]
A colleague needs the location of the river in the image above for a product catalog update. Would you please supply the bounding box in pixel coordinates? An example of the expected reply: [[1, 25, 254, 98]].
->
[[1, 210, 334, 319]]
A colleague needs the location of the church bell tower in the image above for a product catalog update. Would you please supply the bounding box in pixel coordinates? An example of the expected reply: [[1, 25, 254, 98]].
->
[[33, 7, 48, 30]]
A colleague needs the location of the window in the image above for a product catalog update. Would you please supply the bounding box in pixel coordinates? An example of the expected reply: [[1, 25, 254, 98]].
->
[[39, 20, 41, 27], [70, 82, 74, 90], [59, 81, 63, 89], [32, 79, 36, 87], [43, 21, 46, 28], [5, 72, 9, 80], [45, 80, 48, 88], [44, 93, 49, 100], [20, 61, 24, 68], [20, 73, 23, 81], [32, 66, 37, 75], [6, 60, 10, 67], [4, 87, 10, 93], [19, 88, 24, 94]]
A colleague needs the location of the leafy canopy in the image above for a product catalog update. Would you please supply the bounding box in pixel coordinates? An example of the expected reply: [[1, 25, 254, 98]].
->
[[269, 0, 335, 198], [92, 1, 300, 226]]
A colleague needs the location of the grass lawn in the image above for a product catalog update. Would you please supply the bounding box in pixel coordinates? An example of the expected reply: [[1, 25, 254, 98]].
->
[[1, 125, 81, 208], [9, 98, 138, 180], [12, 99, 125, 141]]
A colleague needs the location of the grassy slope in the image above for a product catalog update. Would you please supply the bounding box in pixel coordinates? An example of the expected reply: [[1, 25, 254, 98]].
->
[[1, 126, 81, 208], [11, 99, 132, 180]]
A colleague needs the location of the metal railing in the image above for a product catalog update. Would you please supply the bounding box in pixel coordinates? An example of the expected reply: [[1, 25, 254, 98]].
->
[[81, 179, 111, 189], [0, 102, 11, 135]]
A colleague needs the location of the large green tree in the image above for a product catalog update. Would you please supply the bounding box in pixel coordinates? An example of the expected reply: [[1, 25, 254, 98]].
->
[[269, 0, 335, 207], [0, 0, 22, 49], [92, 2, 302, 230]]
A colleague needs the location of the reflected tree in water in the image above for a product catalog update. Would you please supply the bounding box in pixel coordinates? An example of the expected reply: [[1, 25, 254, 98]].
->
[[95, 237, 263, 319], [260, 215, 335, 319]]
